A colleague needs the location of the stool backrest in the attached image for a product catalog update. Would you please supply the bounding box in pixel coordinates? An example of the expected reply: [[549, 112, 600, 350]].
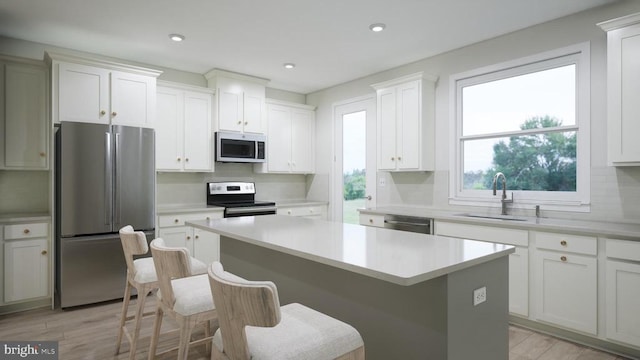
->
[[208, 261, 281, 360], [119, 225, 149, 278], [150, 238, 192, 309]]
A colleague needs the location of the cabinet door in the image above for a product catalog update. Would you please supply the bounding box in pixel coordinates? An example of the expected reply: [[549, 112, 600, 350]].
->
[[218, 89, 243, 132], [4, 239, 49, 302], [58, 62, 109, 124], [156, 87, 184, 170], [183, 91, 212, 171], [192, 228, 220, 265], [4, 63, 48, 169], [607, 25, 640, 165], [290, 109, 314, 173], [377, 88, 397, 170], [509, 247, 529, 317], [606, 260, 640, 347], [110, 71, 155, 128], [158, 227, 191, 250], [243, 92, 264, 134], [534, 250, 597, 334], [397, 80, 420, 170], [267, 105, 292, 172]]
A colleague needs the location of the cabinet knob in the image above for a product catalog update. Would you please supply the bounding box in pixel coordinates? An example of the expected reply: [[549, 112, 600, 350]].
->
[[560, 256, 567, 262], [39, 152, 46, 157], [309, 209, 314, 213], [100, 110, 106, 116], [112, 111, 117, 117], [560, 240, 567, 246], [177, 157, 181, 162], [174, 219, 179, 223], [391, 157, 395, 161], [41, 250, 47, 255], [244, 121, 248, 125], [206, 217, 211, 220], [237, 120, 242, 125], [187, 236, 191, 240], [185, 158, 189, 162], [23, 229, 30, 234], [195, 235, 199, 239], [287, 210, 292, 215], [369, 219, 373, 223], [398, 156, 402, 161]]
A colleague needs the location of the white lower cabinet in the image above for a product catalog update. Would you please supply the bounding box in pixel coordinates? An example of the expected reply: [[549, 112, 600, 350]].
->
[[605, 238, 640, 348], [3, 222, 50, 303], [434, 221, 529, 317], [359, 213, 385, 228], [533, 231, 597, 335], [277, 204, 327, 220], [157, 211, 223, 265]]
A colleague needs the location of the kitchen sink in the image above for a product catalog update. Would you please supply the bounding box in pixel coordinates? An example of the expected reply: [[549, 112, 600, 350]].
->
[[455, 213, 528, 221]]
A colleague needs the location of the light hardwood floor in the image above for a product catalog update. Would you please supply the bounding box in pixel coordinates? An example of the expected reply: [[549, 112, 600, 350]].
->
[[0, 294, 633, 360]]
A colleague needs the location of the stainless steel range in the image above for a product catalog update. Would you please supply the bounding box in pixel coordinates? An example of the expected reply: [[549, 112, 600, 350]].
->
[[206, 182, 277, 217]]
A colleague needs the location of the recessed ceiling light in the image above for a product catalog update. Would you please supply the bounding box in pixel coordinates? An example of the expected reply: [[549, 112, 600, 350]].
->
[[369, 23, 386, 32], [169, 33, 185, 42], [283, 63, 295, 69]]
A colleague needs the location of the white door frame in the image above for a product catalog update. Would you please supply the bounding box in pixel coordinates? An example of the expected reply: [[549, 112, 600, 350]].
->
[[331, 94, 377, 222]]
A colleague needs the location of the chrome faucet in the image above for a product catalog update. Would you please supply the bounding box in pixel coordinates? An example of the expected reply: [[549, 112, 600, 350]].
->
[[492, 172, 513, 215]]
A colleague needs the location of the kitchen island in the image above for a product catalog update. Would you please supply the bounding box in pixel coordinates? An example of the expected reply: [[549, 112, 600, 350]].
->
[[188, 215, 515, 360]]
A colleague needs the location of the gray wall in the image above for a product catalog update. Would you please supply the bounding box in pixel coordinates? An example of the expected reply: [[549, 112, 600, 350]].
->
[[306, 0, 640, 223]]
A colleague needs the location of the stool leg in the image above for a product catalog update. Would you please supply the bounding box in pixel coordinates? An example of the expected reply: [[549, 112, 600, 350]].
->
[[147, 306, 164, 360], [128, 285, 150, 360], [177, 317, 195, 360], [115, 281, 132, 355]]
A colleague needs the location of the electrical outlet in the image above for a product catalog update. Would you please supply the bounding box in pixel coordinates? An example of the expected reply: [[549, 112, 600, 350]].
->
[[473, 286, 487, 306], [379, 177, 386, 187]]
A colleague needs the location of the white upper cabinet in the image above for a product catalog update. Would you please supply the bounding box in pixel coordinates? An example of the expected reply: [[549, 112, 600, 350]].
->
[[0, 59, 48, 170], [47, 52, 161, 128], [256, 100, 315, 174], [599, 13, 640, 166], [156, 82, 213, 172], [205, 69, 268, 134], [371, 72, 436, 171]]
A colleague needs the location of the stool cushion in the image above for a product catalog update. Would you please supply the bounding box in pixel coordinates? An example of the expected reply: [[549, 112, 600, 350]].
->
[[213, 303, 364, 359], [157, 274, 214, 316], [133, 257, 208, 284]]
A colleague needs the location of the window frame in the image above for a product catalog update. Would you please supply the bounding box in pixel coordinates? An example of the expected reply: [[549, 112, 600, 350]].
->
[[448, 43, 591, 212]]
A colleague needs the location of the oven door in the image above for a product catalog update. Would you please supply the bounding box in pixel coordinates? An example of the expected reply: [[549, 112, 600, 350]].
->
[[225, 205, 277, 218]]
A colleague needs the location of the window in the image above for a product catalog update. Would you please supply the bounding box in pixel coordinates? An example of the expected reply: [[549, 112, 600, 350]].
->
[[450, 43, 590, 211]]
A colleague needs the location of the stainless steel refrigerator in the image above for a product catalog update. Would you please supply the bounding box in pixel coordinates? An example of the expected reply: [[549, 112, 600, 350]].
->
[[55, 122, 155, 308]]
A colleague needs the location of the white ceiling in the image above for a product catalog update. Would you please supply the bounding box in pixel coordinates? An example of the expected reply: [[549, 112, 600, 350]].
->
[[0, 0, 616, 94]]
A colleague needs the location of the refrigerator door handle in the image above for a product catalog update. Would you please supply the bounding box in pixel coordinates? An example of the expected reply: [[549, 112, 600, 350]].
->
[[105, 132, 113, 226], [114, 132, 121, 226]]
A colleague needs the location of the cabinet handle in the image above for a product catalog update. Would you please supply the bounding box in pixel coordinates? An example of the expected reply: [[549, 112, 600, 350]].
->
[[23, 229, 30, 234], [112, 111, 117, 117], [187, 236, 191, 240], [41, 250, 47, 255], [100, 110, 106, 116], [560, 256, 567, 262], [39, 152, 46, 157], [560, 240, 567, 246], [174, 219, 179, 223], [177, 157, 181, 162]]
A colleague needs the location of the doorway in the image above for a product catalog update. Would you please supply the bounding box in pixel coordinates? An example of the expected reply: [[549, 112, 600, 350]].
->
[[333, 96, 376, 223]]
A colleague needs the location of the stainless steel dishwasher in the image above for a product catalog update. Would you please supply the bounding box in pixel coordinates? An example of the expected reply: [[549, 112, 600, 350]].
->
[[383, 214, 434, 234]]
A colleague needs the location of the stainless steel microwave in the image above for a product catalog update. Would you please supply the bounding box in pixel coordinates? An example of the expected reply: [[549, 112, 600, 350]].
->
[[215, 131, 266, 163]]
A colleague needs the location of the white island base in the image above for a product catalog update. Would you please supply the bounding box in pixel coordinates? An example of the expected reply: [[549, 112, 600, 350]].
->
[[188, 216, 513, 360]]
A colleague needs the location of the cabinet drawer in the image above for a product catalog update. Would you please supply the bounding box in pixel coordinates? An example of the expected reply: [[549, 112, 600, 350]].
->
[[4, 223, 48, 240], [435, 221, 528, 247], [605, 238, 640, 262], [359, 213, 385, 228], [158, 211, 223, 228], [279, 206, 324, 217], [534, 232, 597, 256]]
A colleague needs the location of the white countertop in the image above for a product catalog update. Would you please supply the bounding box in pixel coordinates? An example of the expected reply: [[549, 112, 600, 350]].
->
[[360, 206, 640, 240], [157, 200, 327, 215], [188, 215, 514, 286]]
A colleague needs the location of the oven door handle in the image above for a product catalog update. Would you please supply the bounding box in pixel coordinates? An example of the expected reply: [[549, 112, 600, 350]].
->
[[225, 205, 278, 215], [384, 220, 430, 227]]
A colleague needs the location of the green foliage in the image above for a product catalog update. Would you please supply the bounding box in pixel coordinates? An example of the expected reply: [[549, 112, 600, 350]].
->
[[343, 169, 366, 200], [467, 116, 576, 192]]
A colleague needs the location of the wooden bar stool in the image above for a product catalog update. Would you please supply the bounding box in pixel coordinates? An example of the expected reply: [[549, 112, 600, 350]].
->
[[115, 226, 207, 360], [148, 238, 218, 360], [207, 261, 365, 360]]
